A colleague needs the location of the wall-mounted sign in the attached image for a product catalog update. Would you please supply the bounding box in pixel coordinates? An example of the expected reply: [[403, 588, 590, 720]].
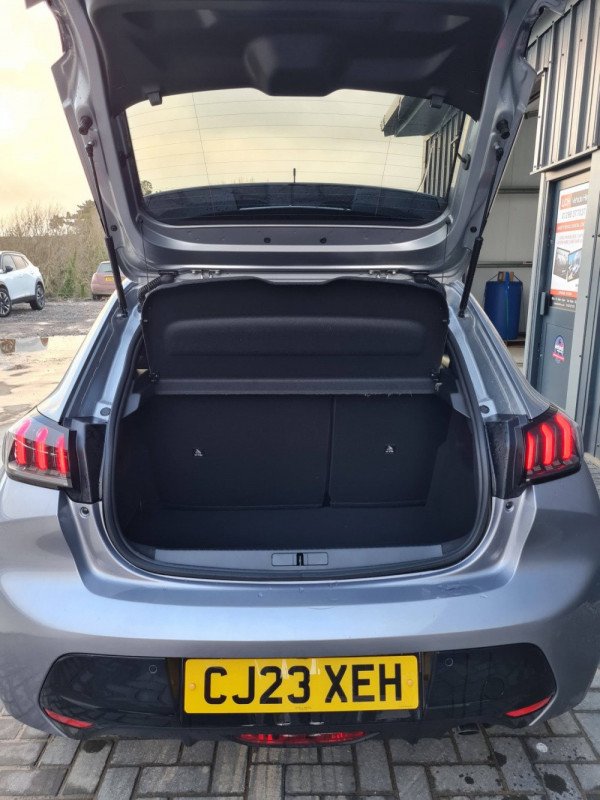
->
[[550, 182, 589, 311], [552, 334, 566, 363]]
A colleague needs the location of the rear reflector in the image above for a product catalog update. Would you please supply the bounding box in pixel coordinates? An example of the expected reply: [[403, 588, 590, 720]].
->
[[3, 413, 74, 489], [238, 731, 366, 746], [505, 695, 553, 718], [522, 410, 580, 485], [44, 708, 93, 729]]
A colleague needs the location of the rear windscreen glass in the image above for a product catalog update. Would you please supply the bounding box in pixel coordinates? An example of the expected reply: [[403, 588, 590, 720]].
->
[[127, 88, 467, 225]]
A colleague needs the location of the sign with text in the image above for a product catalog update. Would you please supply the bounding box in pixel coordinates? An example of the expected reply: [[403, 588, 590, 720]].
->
[[550, 182, 589, 311]]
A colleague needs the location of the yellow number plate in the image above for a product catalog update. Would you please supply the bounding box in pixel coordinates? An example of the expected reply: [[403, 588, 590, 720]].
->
[[105, 276, 114, 282], [184, 655, 419, 714]]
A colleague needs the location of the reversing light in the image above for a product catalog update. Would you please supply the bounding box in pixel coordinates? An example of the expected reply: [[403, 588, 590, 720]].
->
[[237, 731, 366, 746], [505, 695, 553, 718], [3, 413, 74, 489], [522, 410, 580, 485], [44, 708, 93, 729]]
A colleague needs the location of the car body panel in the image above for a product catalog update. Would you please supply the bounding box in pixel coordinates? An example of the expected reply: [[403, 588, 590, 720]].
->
[[7, 0, 598, 742], [0, 252, 44, 303], [62, 0, 515, 120], [90, 261, 118, 297], [45, 0, 564, 279], [90, 275, 114, 296], [2, 280, 600, 737], [1, 254, 30, 299], [0, 461, 599, 734]]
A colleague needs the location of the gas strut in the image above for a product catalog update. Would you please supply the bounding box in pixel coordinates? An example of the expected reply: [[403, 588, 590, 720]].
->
[[458, 119, 510, 318], [84, 140, 128, 316]]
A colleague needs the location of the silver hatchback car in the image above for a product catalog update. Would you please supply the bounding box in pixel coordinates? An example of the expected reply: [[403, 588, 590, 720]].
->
[[2, 0, 600, 746]]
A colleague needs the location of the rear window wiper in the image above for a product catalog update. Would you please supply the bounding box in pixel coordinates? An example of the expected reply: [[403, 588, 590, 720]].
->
[[236, 204, 350, 213]]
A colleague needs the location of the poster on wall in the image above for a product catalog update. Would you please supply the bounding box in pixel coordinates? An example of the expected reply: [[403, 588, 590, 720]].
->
[[550, 182, 589, 311]]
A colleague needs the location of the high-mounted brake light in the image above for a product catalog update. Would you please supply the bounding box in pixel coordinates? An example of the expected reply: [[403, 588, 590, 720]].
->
[[522, 410, 580, 485], [3, 413, 74, 489]]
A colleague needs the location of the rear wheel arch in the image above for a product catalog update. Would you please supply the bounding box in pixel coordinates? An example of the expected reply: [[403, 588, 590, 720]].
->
[[30, 282, 45, 311], [0, 284, 11, 317]]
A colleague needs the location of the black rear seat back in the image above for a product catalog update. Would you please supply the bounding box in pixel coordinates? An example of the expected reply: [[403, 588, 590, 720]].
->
[[328, 396, 451, 507], [143, 394, 451, 510], [138, 277, 451, 510], [143, 395, 331, 509]]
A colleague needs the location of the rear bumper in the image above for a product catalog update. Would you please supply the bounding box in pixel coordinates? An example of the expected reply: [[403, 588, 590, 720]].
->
[[0, 468, 599, 737], [40, 645, 555, 740], [90, 277, 115, 295]]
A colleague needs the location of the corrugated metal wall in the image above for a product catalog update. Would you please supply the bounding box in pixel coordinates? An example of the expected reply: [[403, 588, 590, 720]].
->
[[423, 2, 600, 183], [529, 0, 600, 170], [423, 111, 464, 197]]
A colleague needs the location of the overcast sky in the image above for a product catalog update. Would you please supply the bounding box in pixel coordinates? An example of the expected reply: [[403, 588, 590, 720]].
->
[[0, 1, 90, 221]]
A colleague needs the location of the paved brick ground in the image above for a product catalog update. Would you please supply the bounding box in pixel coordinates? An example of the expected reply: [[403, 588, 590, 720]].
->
[[0, 462, 597, 798], [586, 454, 600, 490], [5, 688, 600, 800]]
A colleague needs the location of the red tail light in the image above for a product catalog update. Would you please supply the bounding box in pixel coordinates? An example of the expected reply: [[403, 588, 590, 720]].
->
[[44, 708, 93, 729], [14, 419, 32, 466], [237, 731, 366, 746], [505, 695, 552, 718], [4, 413, 74, 489], [522, 410, 580, 484], [34, 426, 50, 471]]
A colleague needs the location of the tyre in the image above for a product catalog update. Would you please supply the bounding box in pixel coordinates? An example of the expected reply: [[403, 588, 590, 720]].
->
[[30, 283, 45, 311], [92, 294, 102, 301], [0, 286, 11, 318]]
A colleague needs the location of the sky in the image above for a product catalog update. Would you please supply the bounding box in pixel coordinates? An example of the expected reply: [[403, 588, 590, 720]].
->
[[0, 1, 90, 221]]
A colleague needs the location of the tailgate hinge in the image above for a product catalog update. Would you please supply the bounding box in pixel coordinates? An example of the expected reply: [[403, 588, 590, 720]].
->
[[367, 268, 400, 279]]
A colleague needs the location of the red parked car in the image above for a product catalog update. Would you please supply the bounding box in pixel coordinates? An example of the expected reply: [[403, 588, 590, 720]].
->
[[90, 260, 120, 300]]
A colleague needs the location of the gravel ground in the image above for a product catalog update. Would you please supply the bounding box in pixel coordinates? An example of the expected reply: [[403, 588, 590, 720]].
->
[[0, 299, 105, 339], [0, 335, 85, 434], [0, 301, 99, 435]]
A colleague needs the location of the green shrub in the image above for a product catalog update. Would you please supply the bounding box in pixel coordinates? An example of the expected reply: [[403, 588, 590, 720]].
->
[[0, 201, 108, 299]]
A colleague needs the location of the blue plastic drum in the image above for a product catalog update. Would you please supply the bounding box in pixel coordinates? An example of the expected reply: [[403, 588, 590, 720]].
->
[[483, 271, 522, 341]]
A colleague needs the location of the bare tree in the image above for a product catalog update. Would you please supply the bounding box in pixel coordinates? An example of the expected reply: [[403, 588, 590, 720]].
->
[[0, 202, 107, 298]]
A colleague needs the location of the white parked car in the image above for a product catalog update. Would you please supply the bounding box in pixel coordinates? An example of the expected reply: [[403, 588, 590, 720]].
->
[[0, 251, 45, 317]]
